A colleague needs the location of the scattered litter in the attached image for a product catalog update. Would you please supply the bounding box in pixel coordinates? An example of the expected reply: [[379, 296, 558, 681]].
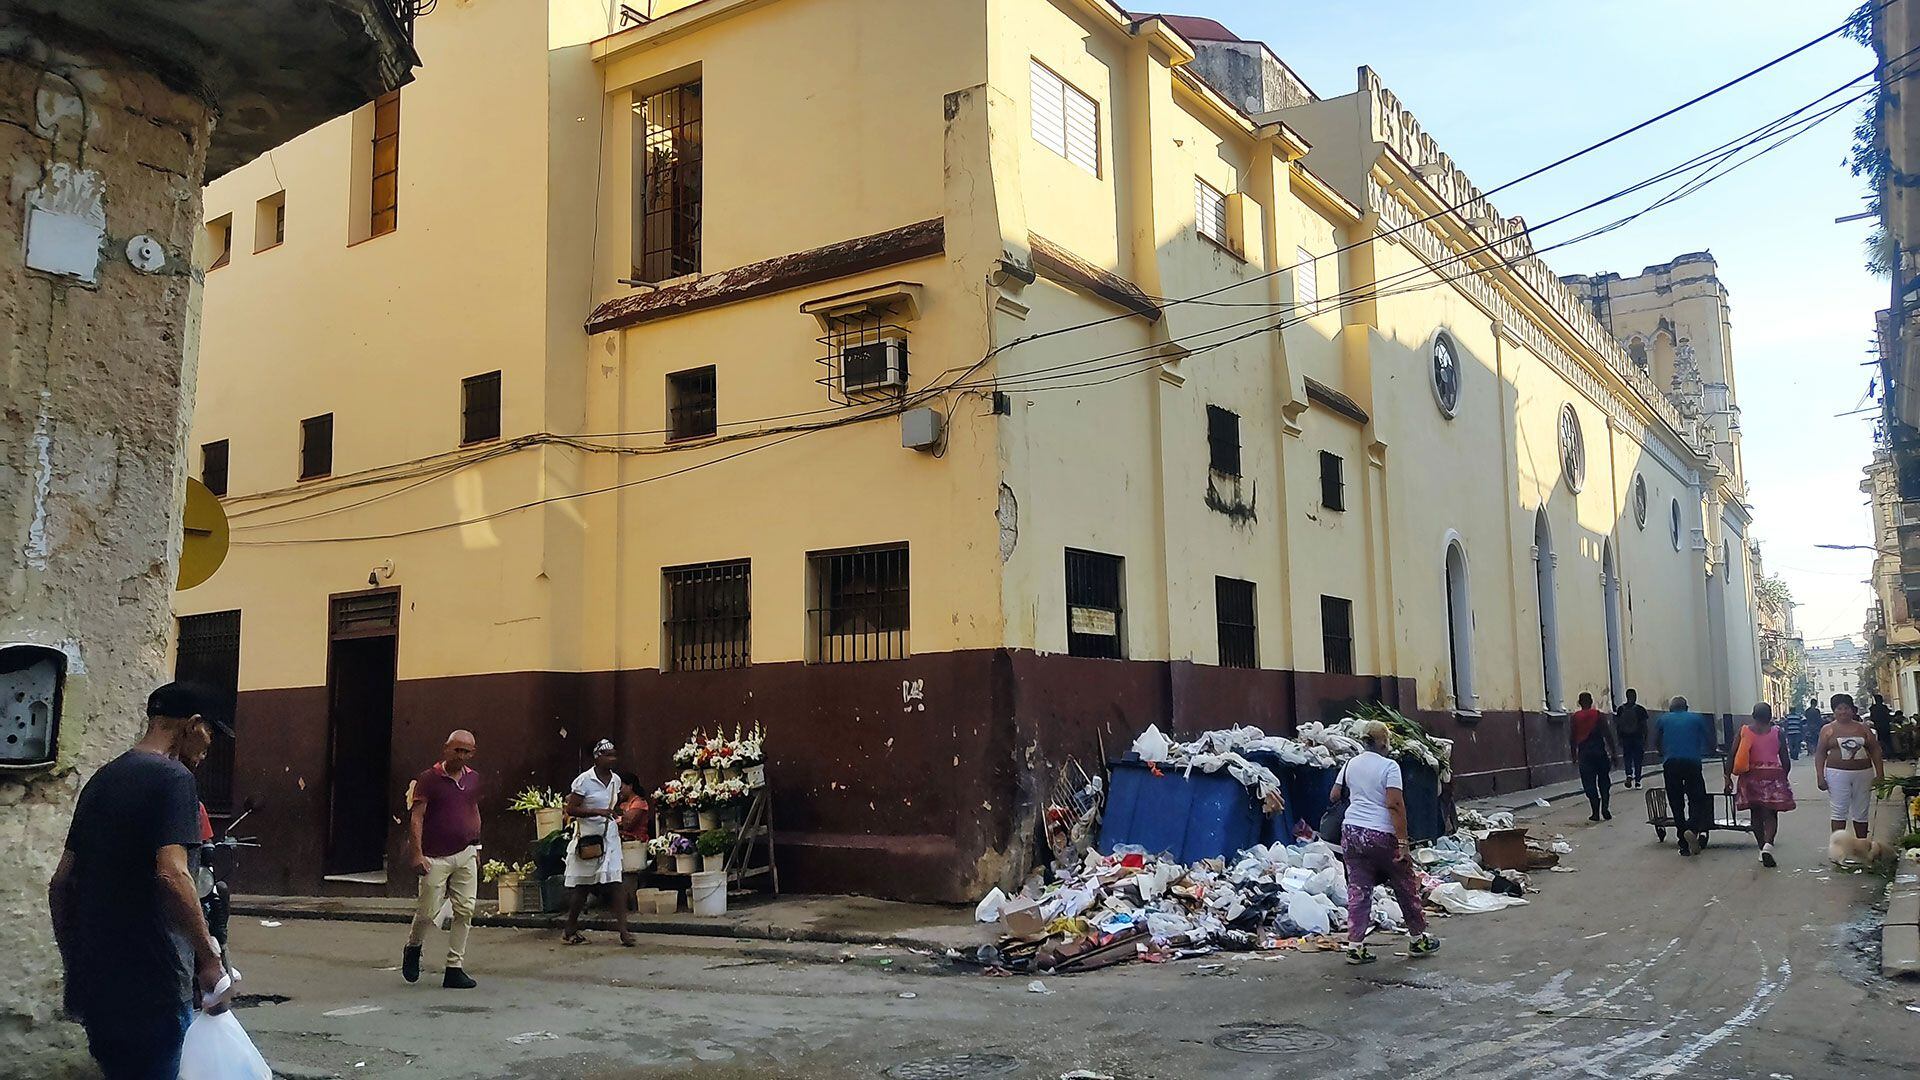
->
[[898, 992, 918, 999], [1550, 841, 1573, 855], [1551, 866, 1578, 874], [876, 958, 894, 967], [507, 1032, 559, 1045], [1582, 932, 1608, 940], [1535, 798, 1552, 808], [1907, 1005, 1920, 1015], [258, 921, 282, 928], [1027, 980, 1053, 994], [322, 1004, 383, 1018], [868, 944, 890, 951], [1704, 897, 1719, 907], [1061, 1072, 1116, 1080]]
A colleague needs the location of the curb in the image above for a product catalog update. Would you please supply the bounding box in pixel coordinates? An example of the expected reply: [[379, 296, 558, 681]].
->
[[1467, 767, 1670, 816], [228, 902, 968, 956]]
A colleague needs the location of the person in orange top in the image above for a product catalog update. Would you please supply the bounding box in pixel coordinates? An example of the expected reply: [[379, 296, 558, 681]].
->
[[1568, 692, 1620, 823], [1724, 702, 1794, 867]]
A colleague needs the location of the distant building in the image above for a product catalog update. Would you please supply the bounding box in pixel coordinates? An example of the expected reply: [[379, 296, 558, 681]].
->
[[1805, 637, 1869, 705]]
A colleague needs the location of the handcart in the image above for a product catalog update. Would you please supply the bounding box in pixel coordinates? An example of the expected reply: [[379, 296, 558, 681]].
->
[[1644, 787, 1753, 846]]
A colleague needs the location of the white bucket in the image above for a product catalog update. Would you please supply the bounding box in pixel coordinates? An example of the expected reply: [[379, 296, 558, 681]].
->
[[689, 870, 728, 917]]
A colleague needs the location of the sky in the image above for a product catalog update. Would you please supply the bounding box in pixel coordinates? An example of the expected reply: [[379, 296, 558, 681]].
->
[[1181, 0, 1884, 648]]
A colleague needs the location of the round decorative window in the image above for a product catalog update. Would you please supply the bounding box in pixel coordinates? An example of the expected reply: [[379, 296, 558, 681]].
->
[[1430, 331, 1461, 418], [1632, 475, 1648, 530], [1669, 499, 1683, 551], [1557, 403, 1585, 493]]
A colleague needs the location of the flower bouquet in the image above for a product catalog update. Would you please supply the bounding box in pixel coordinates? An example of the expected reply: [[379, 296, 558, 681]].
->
[[733, 723, 767, 786], [508, 786, 567, 840], [667, 832, 697, 874], [483, 859, 538, 913], [672, 730, 707, 770]]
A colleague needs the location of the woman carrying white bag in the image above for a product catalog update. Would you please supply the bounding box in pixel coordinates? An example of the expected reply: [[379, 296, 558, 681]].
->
[[179, 971, 271, 1080]]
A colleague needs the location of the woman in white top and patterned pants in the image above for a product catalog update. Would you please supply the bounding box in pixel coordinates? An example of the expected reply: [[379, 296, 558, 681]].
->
[[562, 740, 634, 947]]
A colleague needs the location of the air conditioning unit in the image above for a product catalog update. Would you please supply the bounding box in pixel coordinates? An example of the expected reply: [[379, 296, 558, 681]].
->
[[842, 338, 908, 393]]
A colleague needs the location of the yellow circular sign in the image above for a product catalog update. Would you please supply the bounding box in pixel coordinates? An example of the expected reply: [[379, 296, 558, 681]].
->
[[177, 477, 229, 591]]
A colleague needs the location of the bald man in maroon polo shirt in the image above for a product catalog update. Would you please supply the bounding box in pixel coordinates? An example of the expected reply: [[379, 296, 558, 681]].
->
[[402, 730, 481, 989]]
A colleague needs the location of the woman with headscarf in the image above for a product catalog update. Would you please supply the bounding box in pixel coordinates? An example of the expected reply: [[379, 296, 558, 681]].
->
[[561, 739, 633, 947], [1327, 721, 1441, 965]]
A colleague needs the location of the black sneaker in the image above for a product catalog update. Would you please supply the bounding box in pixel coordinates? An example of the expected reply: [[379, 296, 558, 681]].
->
[[1678, 831, 1693, 857], [402, 944, 421, 984], [443, 967, 477, 990], [1602, 809, 1613, 821]]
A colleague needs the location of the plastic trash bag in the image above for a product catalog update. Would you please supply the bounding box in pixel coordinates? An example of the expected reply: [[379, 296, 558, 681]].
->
[[1146, 910, 1196, 942], [975, 887, 1009, 923], [1284, 890, 1333, 936], [1429, 881, 1529, 914], [1305, 864, 1348, 905], [179, 1009, 271, 1080], [1130, 724, 1174, 762], [1370, 887, 1404, 930], [432, 897, 454, 930]]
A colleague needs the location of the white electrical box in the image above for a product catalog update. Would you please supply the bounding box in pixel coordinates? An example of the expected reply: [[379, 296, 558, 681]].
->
[[900, 407, 944, 451]]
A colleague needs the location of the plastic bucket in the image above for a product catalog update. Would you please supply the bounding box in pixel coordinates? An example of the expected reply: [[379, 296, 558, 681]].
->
[[689, 870, 728, 916], [533, 806, 565, 839]]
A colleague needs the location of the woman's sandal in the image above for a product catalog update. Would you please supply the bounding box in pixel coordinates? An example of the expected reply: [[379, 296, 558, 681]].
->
[[562, 931, 587, 946]]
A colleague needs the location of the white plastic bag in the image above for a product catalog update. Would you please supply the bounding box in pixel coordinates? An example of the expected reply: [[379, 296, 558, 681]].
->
[[1130, 724, 1174, 762], [1428, 881, 1529, 915], [432, 897, 454, 930], [1305, 864, 1348, 905], [179, 1010, 271, 1080], [1370, 886, 1404, 930], [1285, 890, 1332, 936], [974, 887, 1009, 923]]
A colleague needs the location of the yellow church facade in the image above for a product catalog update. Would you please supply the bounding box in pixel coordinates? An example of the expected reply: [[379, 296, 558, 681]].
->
[[179, 0, 1761, 901]]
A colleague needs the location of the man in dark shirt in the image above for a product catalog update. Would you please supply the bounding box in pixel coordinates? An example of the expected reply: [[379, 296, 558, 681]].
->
[[1870, 695, 1894, 757], [49, 683, 227, 1079], [1614, 688, 1651, 788], [402, 729, 482, 989], [1804, 701, 1824, 754]]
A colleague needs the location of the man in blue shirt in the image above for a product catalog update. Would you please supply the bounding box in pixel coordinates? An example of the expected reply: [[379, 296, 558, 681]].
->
[[1655, 695, 1714, 858]]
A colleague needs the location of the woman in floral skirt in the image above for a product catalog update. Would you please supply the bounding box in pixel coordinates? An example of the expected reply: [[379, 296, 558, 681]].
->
[[1726, 702, 1794, 868]]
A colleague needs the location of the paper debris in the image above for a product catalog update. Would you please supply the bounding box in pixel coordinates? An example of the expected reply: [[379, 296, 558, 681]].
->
[[323, 1004, 383, 1018], [1027, 979, 1053, 994], [1061, 1072, 1117, 1080], [258, 920, 282, 928], [898, 992, 918, 999], [1535, 798, 1552, 808], [507, 1032, 559, 1045]]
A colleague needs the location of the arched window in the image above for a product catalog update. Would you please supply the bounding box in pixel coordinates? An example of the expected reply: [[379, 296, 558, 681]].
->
[[1670, 499, 1684, 551], [1444, 539, 1475, 709], [1534, 509, 1563, 711], [1602, 540, 1624, 706]]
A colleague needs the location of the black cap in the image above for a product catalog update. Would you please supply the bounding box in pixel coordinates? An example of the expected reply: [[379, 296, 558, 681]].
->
[[147, 682, 234, 738]]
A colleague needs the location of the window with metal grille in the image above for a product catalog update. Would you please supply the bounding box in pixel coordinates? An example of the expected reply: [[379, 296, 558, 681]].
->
[[1319, 451, 1345, 512], [1294, 246, 1317, 310], [201, 440, 229, 497], [175, 610, 241, 813], [663, 560, 750, 671], [1216, 577, 1257, 669], [634, 81, 703, 283], [208, 215, 232, 269], [1066, 548, 1125, 659], [370, 91, 399, 237], [1207, 405, 1241, 477], [667, 366, 717, 441], [1030, 59, 1099, 176], [300, 413, 333, 480], [1195, 178, 1229, 246], [808, 544, 909, 663], [1321, 595, 1354, 675], [460, 371, 501, 445]]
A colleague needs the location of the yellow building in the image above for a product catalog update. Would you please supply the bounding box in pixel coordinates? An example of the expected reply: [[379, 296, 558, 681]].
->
[[180, 0, 1763, 901]]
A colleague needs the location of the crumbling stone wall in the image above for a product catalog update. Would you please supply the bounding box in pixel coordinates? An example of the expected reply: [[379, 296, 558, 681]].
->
[[0, 29, 209, 1074]]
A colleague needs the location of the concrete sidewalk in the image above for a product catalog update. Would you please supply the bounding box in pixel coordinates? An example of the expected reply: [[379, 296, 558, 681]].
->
[[1460, 764, 1669, 817], [232, 891, 992, 954]]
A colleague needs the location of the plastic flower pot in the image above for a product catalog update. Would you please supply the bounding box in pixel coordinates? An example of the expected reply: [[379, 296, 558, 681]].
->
[[495, 876, 530, 914], [533, 806, 564, 839], [718, 803, 745, 827], [673, 853, 698, 874], [702, 768, 721, 784], [744, 764, 766, 788], [701, 854, 726, 873], [697, 809, 719, 831], [680, 808, 701, 830]]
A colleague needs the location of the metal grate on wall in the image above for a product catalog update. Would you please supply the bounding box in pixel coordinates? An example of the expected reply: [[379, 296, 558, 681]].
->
[[664, 559, 750, 670], [635, 81, 703, 283], [1320, 595, 1354, 676], [808, 543, 909, 663], [1215, 577, 1257, 669], [1066, 548, 1125, 659], [175, 610, 241, 813], [330, 589, 400, 639], [667, 366, 717, 441], [816, 314, 910, 406]]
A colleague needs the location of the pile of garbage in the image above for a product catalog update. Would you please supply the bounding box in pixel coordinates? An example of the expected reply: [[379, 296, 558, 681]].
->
[[1129, 704, 1455, 802], [970, 819, 1539, 976]]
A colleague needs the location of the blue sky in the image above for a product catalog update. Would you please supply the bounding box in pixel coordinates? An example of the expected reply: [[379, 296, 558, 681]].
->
[[1182, 0, 1883, 648]]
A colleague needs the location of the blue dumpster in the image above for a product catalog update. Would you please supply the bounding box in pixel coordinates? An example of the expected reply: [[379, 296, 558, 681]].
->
[[1096, 759, 1264, 864]]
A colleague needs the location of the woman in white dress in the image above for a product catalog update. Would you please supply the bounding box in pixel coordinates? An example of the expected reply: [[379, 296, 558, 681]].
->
[[561, 740, 634, 947]]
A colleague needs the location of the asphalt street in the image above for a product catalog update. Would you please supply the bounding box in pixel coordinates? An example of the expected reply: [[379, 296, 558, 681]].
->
[[224, 781, 1919, 1079]]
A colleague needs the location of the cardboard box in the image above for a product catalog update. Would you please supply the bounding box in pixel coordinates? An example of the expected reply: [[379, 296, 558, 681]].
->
[[1476, 828, 1531, 871], [999, 896, 1045, 938]]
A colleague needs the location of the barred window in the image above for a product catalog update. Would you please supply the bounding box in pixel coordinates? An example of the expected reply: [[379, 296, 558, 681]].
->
[[1195, 178, 1229, 246], [370, 91, 399, 238], [808, 544, 909, 663], [1321, 595, 1354, 675], [208, 214, 232, 269], [1207, 405, 1241, 478], [667, 366, 717, 441], [1319, 451, 1345, 512], [1216, 577, 1257, 669], [174, 610, 240, 813], [461, 371, 501, 445], [1066, 548, 1125, 659], [663, 560, 750, 671], [634, 81, 703, 283]]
